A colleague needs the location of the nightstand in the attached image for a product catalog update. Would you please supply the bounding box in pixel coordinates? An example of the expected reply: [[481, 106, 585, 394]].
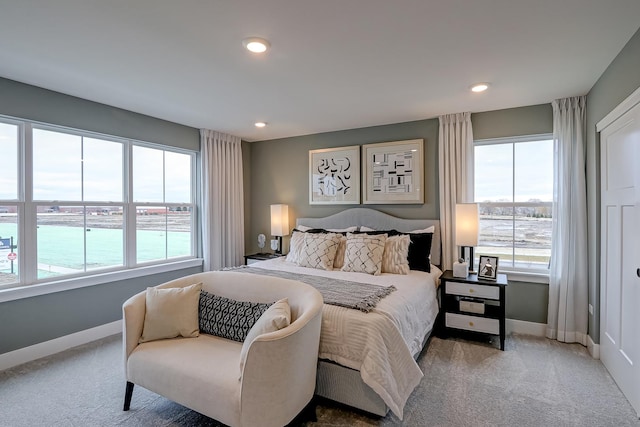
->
[[439, 270, 508, 350], [244, 253, 284, 265]]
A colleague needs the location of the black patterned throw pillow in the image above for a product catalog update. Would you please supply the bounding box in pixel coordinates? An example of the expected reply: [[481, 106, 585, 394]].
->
[[198, 291, 272, 342]]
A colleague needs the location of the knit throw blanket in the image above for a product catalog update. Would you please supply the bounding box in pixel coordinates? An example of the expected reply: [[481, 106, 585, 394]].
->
[[228, 266, 396, 313]]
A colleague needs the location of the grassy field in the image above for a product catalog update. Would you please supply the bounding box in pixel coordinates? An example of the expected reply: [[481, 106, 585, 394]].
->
[[477, 215, 551, 269]]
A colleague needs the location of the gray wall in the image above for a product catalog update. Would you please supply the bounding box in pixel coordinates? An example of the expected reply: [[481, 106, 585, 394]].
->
[[247, 104, 553, 323], [0, 266, 202, 354], [0, 78, 199, 151], [0, 77, 202, 355], [585, 27, 640, 344]]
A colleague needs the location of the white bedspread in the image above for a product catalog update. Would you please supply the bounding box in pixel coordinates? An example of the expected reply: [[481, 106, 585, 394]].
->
[[253, 257, 441, 419]]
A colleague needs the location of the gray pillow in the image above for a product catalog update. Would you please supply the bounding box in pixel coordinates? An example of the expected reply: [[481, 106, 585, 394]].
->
[[198, 291, 271, 342]]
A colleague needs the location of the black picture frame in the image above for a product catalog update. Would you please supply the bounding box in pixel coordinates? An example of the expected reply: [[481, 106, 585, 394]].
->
[[478, 255, 499, 280]]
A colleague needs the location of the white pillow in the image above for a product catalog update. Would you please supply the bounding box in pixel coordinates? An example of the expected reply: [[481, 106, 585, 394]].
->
[[298, 232, 342, 270], [139, 282, 202, 343], [381, 234, 410, 274], [409, 226, 435, 234], [341, 233, 387, 275], [239, 298, 291, 375], [359, 226, 376, 232], [286, 230, 305, 263], [326, 226, 357, 233], [296, 224, 312, 232]]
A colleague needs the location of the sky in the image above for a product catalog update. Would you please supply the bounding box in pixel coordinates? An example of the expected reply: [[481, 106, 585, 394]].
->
[[475, 139, 553, 203], [1, 125, 192, 204]]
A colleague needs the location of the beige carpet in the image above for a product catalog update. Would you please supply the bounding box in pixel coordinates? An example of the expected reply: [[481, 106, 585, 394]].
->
[[1, 333, 639, 426]]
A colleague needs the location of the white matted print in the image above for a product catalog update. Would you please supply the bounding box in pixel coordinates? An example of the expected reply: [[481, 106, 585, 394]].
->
[[309, 146, 360, 204], [362, 139, 424, 204]]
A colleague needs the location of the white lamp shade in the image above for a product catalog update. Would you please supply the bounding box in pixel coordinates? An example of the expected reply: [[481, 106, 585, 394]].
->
[[455, 203, 479, 246], [270, 204, 289, 237]]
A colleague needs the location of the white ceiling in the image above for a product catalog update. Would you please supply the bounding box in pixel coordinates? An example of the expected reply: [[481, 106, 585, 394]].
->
[[1, 1, 639, 142]]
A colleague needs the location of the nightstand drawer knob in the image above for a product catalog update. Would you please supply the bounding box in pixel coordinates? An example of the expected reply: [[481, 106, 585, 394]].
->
[[469, 321, 474, 327], [469, 289, 474, 293]]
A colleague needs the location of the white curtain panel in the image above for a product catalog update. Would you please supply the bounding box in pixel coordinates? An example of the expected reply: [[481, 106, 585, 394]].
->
[[546, 96, 588, 345], [200, 130, 245, 270], [438, 112, 474, 270]]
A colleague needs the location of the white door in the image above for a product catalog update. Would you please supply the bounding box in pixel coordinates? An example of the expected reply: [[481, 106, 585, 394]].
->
[[599, 94, 640, 417]]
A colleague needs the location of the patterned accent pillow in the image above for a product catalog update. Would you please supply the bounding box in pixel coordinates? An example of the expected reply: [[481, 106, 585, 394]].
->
[[381, 234, 410, 274], [198, 291, 271, 342], [286, 230, 305, 264], [341, 233, 387, 275], [333, 235, 348, 269], [298, 232, 341, 270]]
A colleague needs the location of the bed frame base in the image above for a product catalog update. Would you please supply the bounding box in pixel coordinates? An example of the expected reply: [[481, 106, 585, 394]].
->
[[315, 360, 388, 416], [315, 328, 434, 417]]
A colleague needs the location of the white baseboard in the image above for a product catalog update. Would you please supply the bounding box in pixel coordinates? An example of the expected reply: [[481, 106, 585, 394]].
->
[[506, 318, 546, 337], [0, 320, 122, 372], [587, 335, 600, 359]]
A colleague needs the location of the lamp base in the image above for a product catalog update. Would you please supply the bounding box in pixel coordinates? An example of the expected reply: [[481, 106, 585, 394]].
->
[[272, 236, 283, 255], [460, 246, 475, 274]]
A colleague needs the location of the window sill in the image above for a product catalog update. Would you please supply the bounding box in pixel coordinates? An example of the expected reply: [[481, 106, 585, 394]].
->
[[0, 258, 204, 303], [502, 270, 550, 284]]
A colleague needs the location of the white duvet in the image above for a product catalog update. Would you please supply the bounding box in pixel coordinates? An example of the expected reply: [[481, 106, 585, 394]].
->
[[252, 257, 441, 419]]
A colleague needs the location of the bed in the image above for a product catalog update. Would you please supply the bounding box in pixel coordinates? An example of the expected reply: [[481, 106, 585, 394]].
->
[[248, 208, 441, 419]]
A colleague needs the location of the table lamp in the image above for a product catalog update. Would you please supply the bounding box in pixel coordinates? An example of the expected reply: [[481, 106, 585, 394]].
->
[[455, 203, 479, 273], [270, 204, 289, 254]]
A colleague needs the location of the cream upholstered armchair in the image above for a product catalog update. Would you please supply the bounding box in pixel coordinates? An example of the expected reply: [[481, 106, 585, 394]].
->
[[122, 271, 323, 427]]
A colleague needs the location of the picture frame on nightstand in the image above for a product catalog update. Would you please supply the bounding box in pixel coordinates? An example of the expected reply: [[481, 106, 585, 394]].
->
[[478, 255, 499, 280]]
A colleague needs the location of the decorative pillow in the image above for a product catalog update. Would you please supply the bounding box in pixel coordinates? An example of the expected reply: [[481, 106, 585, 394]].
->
[[406, 232, 434, 272], [409, 226, 435, 234], [341, 233, 387, 275], [139, 282, 202, 343], [298, 232, 342, 270], [287, 227, 357, 265], [239, 298, 291, 375], [381, 234, 410, 274], [326, 226, 358, 233], [354, 228, 400, 236], [333, 235, 348, 269], [199, 291, 271, 342], [286, 230, 305, 264]]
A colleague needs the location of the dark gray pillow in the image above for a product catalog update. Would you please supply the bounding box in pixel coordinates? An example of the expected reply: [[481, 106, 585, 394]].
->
[[198, 291, 271, 342]]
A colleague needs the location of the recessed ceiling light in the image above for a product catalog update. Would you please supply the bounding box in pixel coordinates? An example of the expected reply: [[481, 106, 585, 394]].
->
[[255, 122, 267, 128], [471, 83, 490, 93], [243, 37, 270, 53]]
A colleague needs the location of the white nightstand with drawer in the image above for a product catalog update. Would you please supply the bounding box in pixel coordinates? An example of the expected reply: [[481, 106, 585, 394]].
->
[[438, 270, 508, 350]]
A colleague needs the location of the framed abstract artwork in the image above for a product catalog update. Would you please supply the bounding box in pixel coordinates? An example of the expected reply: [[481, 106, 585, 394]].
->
[[309, 145, 360, 205], [362, 139, 424, 204]]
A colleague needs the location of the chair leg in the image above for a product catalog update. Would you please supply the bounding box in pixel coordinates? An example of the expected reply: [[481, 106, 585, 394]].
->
[[123, 381, 134, 411]]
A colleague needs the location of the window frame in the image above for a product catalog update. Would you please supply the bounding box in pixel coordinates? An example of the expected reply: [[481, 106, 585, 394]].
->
[[0, 114, 201, 297], [473, 133, 553, 282]]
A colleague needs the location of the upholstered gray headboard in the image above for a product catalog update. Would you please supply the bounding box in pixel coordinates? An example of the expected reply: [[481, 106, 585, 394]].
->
[[296, 208, 441, 267]]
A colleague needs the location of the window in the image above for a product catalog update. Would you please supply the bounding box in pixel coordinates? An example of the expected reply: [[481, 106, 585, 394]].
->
[[133, 146, 193, 263], [0, 121, 20, 286], [0, 116, 197, 290], [474, 135, 553, 273]]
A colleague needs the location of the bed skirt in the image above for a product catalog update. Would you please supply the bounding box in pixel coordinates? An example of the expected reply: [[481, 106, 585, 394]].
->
[[315, 327, 433, 417]]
